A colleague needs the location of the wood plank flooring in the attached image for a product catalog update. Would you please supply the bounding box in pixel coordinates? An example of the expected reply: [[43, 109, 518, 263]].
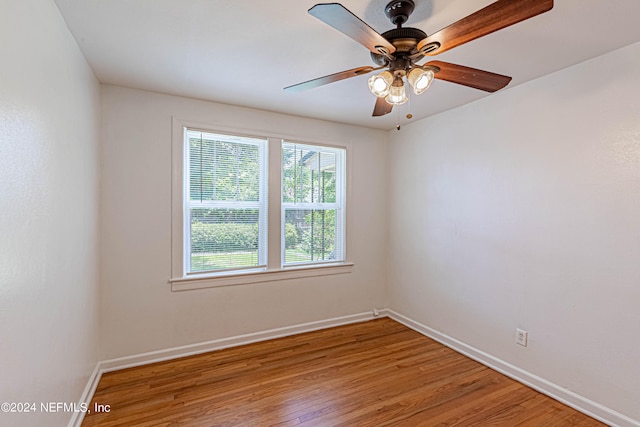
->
[[83, 318, 606, 426]]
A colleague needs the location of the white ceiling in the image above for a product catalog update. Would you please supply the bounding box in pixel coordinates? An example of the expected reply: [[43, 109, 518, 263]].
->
[[53, 0, 640, 130]]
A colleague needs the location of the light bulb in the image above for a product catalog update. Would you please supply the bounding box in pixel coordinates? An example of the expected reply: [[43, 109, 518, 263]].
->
[[384, 78, 408, 105], [368, 71, 393, 97], [407, 67, 434, 95]]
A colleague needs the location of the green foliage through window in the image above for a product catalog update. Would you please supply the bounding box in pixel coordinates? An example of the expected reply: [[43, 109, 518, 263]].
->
[[186, 130, 266, 273], [189, 137, 260, 202], [282, 142, 344, 265]]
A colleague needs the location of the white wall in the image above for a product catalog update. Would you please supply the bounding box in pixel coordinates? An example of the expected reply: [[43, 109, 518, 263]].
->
[[100, 85, 388, 359], [388, 41, 640, 423], [4, 2, 636, 424], [0, 1, 101, 426]]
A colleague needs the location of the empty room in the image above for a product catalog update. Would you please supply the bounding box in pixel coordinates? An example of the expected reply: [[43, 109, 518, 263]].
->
[[1, 0, 640, 426]]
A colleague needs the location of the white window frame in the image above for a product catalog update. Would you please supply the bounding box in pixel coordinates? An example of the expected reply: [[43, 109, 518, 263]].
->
[[281, 142, 346, 268], [183, 129, 268, 275], [170, 118, 353, 291]]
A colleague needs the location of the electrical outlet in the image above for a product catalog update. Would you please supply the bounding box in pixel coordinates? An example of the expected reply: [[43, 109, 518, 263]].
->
[[516, 328, 528, 347]]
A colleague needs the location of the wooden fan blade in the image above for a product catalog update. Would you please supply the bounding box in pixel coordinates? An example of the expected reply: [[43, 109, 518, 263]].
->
[[284, 66, 374, 93], [372, 96, 393, 117], [417, 0, 553, 56], [427, 61, 512, 92], [309, 3, 396, 55]]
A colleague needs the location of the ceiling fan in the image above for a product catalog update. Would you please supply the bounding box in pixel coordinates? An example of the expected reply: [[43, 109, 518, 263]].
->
[[284, 0, 554, 117]]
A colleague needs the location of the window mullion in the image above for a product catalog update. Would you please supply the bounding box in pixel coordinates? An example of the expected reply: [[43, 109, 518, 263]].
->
[[186, 200, 262, 209], [268, 138, 281, 270], [282, 202, 339, 210]]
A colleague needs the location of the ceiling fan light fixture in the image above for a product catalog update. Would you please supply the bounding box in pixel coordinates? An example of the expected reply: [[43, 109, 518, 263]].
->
[[407, 67, 435, 95], [368, 70, 393, 97], [385, 77, 408, 105], [288, 0, 541, 117]]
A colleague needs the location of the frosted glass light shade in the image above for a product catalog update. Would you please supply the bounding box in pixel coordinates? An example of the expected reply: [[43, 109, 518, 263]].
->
[[385, 78, 408, 105], [368, 71, 393, 97], [407, 68, 434, 95]]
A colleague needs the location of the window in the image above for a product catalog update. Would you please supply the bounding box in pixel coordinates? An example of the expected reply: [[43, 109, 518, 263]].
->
[[184, 130, 267, 274], [171, 120, 351, 290], [282, 142, 345, 266]]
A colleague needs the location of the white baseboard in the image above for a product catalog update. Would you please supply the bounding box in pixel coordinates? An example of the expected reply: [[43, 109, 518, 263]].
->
[[68, 363, 102, 427], [387, 310, 640, 427], [99, 311, 376, 372], [71, 308, 638, 427]]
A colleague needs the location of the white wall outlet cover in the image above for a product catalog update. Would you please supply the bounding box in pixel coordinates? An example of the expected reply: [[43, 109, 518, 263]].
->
[[516, 328, 528, 347]]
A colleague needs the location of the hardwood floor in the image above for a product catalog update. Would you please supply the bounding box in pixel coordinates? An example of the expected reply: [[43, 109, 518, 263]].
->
[[83, 318, 606, 426]]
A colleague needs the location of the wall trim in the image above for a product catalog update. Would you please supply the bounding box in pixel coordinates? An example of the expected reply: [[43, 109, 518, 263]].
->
[[99, 311, 376, 372], [170, 262, 354, 291], [387, 310, 640, 427], [68, 363, 102, 427], [72, 308, 637, 427]]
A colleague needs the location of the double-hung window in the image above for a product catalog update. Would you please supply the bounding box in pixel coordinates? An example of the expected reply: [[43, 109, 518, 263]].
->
[[172, 122, 349, 289], [184, 130, 267, 274], [282, 142, 345, 266]]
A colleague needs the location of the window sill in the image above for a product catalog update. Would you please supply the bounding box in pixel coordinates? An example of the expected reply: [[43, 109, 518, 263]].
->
[[169, 262, 354, 292]]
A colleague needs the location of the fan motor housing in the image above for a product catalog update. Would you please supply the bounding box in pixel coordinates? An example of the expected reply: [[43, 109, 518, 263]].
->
[[370, 27, 427, 66]]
